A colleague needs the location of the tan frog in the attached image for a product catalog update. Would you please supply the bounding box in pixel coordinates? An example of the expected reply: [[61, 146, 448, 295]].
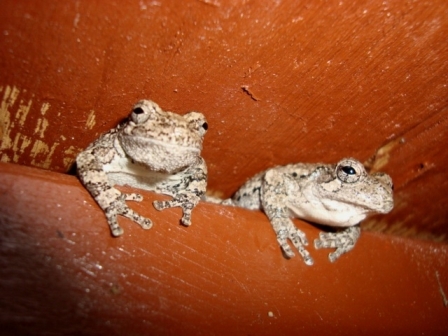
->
[[76, 100, 208, 236], [223, 158, 394, 265]]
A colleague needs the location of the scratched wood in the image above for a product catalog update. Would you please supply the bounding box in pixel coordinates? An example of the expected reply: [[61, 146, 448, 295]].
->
[[0, 162, 447, 335], [0, 0, 447, 242]]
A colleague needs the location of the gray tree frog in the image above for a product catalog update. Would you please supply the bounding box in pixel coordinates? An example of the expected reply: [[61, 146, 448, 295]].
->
[[76, 99, 208, 237], [222, 158, 394, 265]]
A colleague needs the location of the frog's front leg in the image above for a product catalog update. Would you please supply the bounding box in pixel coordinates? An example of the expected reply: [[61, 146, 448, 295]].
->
[[103, 191, 153, 236], [314, 225, 361, 262], [153, 162, 207, 226], [261, 170, 314, 266], [77, 150, 152, 236], [153, 192, 200, 226]]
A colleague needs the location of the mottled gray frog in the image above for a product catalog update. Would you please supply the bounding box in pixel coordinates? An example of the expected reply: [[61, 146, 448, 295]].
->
[[223, 158, 393, 265], [77, 100, 208, 236]]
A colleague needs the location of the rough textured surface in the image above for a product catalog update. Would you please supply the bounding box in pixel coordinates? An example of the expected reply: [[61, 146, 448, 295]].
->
[[0, 2, 447, 239], [0, 162, 448, 335], [76, 99, 208, 236], [214, 157, 394, 265]]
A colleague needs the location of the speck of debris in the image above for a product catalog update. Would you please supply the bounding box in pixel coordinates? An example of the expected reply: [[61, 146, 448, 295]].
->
[[268, 311, 274, 317], [241, 85, 261, 101]]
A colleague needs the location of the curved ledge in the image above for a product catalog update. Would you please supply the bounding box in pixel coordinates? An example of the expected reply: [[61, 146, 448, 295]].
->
[[0, 162, 447, 335]]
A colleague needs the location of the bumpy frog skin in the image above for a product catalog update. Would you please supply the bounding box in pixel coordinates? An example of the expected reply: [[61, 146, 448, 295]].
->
[[76, 100, 208, 236], [221, 158, 394, 265]]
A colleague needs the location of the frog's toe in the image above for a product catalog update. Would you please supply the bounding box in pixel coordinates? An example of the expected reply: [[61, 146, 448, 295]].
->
[[119, 205, 153, 230], [328, 250, 342, 263], [180, 213, 192, 226], [125, 193, 143, 202], [303, 254, 314, 266], [153, 200, 172, 210], [128, 211, 152, 229], [277, 236, 295, 258], [139, 218, 153, 230], [290, 238, 314, 266], [292, 228, 308, 246], [314, 238, 323, 249], [280, 243, 295, 259], [314, 237, 335, 249], [110, 225, 124, 237]]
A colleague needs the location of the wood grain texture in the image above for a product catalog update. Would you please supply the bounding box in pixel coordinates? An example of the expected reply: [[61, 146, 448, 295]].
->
[[0, 1, 447, 238], [0, 162, 447, 335]]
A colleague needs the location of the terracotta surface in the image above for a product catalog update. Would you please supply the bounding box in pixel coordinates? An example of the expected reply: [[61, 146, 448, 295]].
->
[[0, 3, 447, 238], [0, 162, 447, 335]]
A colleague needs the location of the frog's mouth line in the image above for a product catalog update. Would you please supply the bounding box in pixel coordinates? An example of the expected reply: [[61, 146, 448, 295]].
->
[[124, 134, 201, 152], [340, 200, 394, 215]]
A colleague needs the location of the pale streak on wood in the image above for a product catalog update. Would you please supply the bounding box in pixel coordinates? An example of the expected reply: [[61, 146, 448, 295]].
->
[[35, 102, 51, 138], [63, 145, 84, 170], [16, 96, 33, 127], [35, 118, 49, 138], [364, 137, 404, 172], [12, 132, 32, 162], [435, 271, 448, 307], [3, 85, 21, 106], [0, 85, 16, 149], [0, 85, 56, 166], [30, 139, 60, 169], [86, 110, 96, 129]]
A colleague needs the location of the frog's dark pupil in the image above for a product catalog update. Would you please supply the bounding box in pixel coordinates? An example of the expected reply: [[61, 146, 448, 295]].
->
[[133, 107, 144, 114], [342, 166, 356, 175], [202, 122, 208, 130]]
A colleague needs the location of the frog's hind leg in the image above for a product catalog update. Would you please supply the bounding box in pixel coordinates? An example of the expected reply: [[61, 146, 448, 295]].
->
[[314, 225, 361, 262]]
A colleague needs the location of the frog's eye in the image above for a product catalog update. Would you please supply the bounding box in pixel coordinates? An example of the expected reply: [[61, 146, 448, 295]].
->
[[130, 100, 158, 124], [199, 120, 208, 136], [131, 107, 150, 124], [184, 112, 208, 137], [342, 166, 356, 175], [336, 158, 365, 183], [195, 119, 208, 137]]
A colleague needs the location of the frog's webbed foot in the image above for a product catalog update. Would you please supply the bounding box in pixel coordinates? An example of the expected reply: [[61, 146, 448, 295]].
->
[[105, 193, 153, 236], [314, 225, 361, 262], [153, 193, 200, 226], [271, 218, 314, 266]]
